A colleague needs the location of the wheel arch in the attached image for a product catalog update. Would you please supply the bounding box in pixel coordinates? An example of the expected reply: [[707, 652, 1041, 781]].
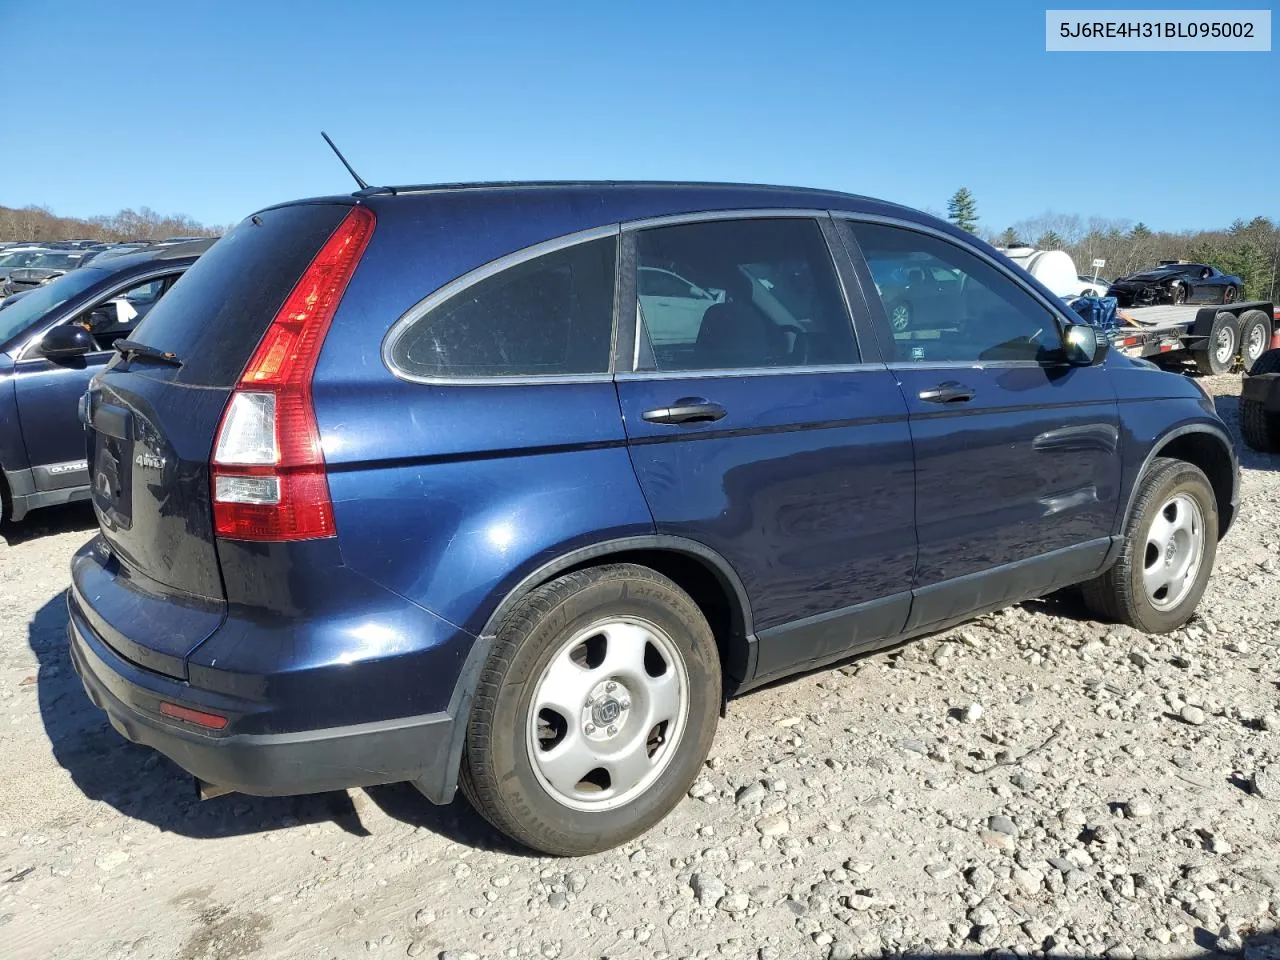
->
[[478, 535, 756, 688], [1125, 425, 1238, 538], [421, 536, 756, 805]]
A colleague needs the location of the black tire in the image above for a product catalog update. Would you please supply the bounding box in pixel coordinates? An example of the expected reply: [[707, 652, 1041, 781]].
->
[[1080, 458, 1218, 634], [460, 563, 721, 856], [1172, 285, 1187, 305], [1223, 285, 1239, 304], [1239, 310, 1273, 372], [1192, 312, 1238, 375], [1241, 347, 1280, 453]]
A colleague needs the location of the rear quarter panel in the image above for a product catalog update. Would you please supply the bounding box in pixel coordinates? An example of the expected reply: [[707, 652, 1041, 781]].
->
[[314, 375, 655, 637]]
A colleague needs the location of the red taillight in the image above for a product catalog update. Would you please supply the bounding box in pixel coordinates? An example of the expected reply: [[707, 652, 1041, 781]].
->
[[211, 205, 375, 541]]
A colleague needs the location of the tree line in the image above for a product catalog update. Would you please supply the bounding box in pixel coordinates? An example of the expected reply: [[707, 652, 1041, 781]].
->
[[947, 187, 1280, 303], [0, 203, 226, 243]]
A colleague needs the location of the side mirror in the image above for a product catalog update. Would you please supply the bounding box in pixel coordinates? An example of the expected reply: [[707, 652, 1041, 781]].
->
[[1063, 323, 1108, 366], [39, 324, 96, 359]]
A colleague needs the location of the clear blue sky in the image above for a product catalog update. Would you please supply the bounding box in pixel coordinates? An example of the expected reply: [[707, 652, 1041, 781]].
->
[[0, 0, 1275, 232]]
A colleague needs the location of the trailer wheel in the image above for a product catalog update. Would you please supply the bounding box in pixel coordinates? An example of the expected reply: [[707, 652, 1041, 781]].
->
[[1192, 312, 1238, 375], [1238, 310, 1272, 371], [1241, 348, 1280, 453]]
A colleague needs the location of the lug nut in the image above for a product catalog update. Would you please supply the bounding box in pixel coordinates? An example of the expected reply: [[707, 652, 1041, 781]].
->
[[585, 723, 595, 734], [606, 681, 616, 692], [619, 699, 630, 710], [607, 725, 617, 735]]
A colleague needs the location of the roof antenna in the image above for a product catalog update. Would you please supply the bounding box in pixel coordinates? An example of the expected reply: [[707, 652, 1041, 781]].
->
[[321, 131, 370, 191]]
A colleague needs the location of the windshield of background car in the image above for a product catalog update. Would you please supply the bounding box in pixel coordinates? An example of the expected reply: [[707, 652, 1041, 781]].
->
[[0, 267, 108, 347], [0, 250, 43, 268], [29, 252, 85, 269]]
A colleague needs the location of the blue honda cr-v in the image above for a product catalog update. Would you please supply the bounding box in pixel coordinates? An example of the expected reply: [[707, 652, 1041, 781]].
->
[[68, 182, 1237, 855]]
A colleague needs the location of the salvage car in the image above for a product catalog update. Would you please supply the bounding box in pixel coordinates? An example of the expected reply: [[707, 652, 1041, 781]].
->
[[0, 240, 213, 523], [1108, 262, 1243, 307], [67, 182, 1238, 856], [0, 249, 94, 296]]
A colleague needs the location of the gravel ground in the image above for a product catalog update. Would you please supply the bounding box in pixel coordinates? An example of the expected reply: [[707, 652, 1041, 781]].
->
[[2, 373, 1278, 960]]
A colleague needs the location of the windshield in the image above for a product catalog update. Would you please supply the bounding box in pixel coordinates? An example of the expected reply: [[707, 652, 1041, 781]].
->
[[0, 250, 44, 268], [28, 252, 85, 270], [0, 267, 108, 347]]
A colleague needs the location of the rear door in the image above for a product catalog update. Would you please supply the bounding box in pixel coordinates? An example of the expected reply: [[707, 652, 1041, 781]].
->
[[80, 203, 352, 676], [838, 218, 1121, 629], [614, 214, 916, 680]]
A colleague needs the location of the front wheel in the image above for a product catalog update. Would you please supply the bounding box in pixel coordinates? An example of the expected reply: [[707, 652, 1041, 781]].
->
[[1081, 458, 1217, 633], [460, 564, 721, 856]]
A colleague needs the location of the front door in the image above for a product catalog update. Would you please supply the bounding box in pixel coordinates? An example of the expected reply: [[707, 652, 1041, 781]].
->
[[613, 215, 917, 681], [840, 219, 1122, 629], [14, 275, 175, 492]]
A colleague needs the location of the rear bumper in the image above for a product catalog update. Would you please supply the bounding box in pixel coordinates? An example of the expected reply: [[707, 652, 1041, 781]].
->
[[68, 605, 461, 800]]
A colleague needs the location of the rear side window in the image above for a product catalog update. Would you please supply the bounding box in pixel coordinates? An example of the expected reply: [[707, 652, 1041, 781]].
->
[[388, 236, 617, 380], [129, 203, 350, 386]]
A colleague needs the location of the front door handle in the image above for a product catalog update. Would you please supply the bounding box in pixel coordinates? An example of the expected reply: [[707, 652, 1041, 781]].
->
[[918, 382, 975, 404], [641, 398, 727, 425]]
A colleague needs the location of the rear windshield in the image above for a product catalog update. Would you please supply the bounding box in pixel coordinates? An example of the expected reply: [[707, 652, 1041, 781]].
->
[[128, 202, 350, 385]]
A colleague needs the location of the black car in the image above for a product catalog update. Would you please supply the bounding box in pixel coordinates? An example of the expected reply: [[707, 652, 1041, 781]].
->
[[1107, 262, 1243, 307]]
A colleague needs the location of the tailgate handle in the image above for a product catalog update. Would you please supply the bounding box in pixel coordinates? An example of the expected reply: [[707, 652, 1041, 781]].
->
[[93, 403, 134, 441]]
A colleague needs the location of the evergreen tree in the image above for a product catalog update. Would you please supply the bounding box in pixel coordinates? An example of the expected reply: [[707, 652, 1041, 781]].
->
[[1130, 222, 1152, 240], [1036, 230, 1065, 250], [947, 188, 979, 233], [996, 227, 1021, 247]]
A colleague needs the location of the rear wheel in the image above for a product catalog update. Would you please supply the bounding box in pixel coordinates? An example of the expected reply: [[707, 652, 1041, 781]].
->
[[1223, 285, 1239, 304], [1081, 458, 1217, 633], [461, 564, 721, 856], [1241, 347, 1280, 453], [1193, 312, 1238, 375], [1238, 310, 1272, 371]]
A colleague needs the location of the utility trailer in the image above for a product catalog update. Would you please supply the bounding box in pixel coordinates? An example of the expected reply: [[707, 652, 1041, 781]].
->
[[1104, 301, 1276, 375]]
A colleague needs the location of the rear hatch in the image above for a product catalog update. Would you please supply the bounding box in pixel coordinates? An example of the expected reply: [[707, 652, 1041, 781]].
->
[[82, 202, 352, 677]]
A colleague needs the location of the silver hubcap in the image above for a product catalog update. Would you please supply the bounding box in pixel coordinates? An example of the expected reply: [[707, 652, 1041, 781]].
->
[[1247, 323, 1266, 360], [891, 305, 910, 331], [1142, 493, 1204, 611], [1214, 326, 1234, 364], [527, 618, 688, 811]]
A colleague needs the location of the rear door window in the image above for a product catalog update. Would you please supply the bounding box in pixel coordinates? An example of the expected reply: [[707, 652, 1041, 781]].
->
[[387, 236, 617, 380], [632, 218, 857, 371]]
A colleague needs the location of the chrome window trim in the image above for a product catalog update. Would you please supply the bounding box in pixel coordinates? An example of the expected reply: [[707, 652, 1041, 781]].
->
[[382, 223, 622, 386], [616, 362, 885, 381], [16, 266, 183, 363], [621, 207, 831, 232], [829, 211, 1079, 341]]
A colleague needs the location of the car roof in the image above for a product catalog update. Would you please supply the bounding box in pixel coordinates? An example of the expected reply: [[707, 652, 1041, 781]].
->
[[265, 180, 955, 238]]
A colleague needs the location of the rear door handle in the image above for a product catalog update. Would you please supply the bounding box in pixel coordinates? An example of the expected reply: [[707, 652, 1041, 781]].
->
[[641, 398, 727, 425], [918, 382, 975, 404]]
